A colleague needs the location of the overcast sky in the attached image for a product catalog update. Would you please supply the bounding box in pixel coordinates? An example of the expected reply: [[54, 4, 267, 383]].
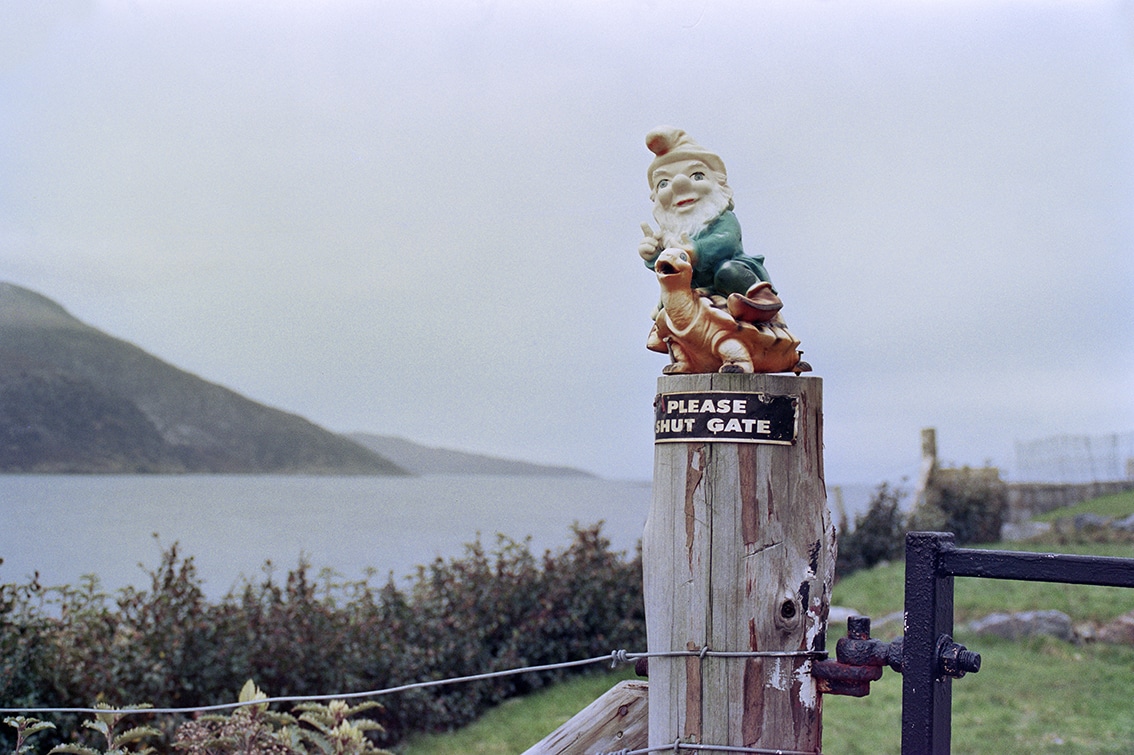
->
[[1, 0, 1131, 483]]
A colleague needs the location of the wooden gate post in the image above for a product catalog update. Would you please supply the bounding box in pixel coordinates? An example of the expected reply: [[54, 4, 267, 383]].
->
[[643, 372, 835, 752]]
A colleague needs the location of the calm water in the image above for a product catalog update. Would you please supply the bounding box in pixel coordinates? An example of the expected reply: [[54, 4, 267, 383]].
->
[[0, 475, 652, 599], [0, 475, 870, 600]]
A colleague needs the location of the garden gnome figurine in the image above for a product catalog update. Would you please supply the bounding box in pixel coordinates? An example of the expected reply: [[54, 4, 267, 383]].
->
[[639, 127, 782, 322], [640, 127, 806, 374]]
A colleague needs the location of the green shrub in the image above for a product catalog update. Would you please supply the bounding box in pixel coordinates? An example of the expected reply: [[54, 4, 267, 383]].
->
[[0, 523, 645, 752], [172, 681, 390, 755], [836, 483, 908, 578], [5, 715, 56, 755], [0, 570, 50, 709], [48, 704, 161, 755], [911, 467, 1007, 545]]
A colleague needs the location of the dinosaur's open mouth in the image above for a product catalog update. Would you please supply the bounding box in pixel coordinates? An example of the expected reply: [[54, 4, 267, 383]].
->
[[656, 260, 679, 275]]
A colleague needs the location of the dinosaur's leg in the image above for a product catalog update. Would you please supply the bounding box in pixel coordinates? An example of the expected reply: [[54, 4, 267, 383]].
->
[[663, 339, 696, 374], [716, 338, 754, 373], [647, 322, 669, 354]]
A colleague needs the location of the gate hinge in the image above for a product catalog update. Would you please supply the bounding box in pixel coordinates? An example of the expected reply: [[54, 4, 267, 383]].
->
[[812, 616, 980, 697]]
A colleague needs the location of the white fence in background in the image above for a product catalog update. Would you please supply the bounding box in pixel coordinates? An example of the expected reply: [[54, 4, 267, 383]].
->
[[1014, 432, 1134, 484]]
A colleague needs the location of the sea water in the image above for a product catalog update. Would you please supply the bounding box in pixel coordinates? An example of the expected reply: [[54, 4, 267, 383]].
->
[[0, 475, 872, 600], [0, 475, 652, 599]]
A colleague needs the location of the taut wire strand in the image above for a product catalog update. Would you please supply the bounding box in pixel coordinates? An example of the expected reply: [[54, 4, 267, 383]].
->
[[0, 645, 826, 718]]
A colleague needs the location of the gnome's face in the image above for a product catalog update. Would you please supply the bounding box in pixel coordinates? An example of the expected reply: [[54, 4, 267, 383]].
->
[[651, 158, 719, 216], [650, 158, 732, 246]]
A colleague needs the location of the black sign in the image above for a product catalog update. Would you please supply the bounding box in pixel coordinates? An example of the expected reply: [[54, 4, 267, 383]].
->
[[654, 391, 797, 445]]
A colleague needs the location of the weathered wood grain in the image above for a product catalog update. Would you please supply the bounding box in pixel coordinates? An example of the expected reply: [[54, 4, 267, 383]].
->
[[521, 680, 649, 755], [643, 373, 835, 752]]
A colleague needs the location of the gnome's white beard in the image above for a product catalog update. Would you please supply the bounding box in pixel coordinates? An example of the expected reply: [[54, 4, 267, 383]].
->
[[654, 183, 733, 250]]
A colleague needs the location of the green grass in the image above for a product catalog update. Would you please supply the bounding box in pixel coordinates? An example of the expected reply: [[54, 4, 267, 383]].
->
[[832, 540, 1134, 632], [398, 667, 638, 754], [403, 499, 1134, 754], [402, 641, 1134, 755], [1033, 490, 1134, 522], [824, 637, 1134, 754]]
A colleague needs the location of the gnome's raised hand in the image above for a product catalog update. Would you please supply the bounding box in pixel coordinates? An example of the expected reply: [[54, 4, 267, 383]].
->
[[638, 222, 663, 264]]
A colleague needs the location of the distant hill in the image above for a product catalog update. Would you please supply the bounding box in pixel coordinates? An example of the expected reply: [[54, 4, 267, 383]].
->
[[348, 433, 595, 477], [0, 282, 406, 475]]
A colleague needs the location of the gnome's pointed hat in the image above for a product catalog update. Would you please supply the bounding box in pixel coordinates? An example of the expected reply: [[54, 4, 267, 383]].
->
[[646, 127, 727, 189]]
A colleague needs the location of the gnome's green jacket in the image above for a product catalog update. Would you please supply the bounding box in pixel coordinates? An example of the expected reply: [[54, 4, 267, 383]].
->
[[646, 210, 774, 295]]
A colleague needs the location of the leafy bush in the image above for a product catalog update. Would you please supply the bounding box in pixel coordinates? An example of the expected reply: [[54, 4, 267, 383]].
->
[[0, 569, 49, 709], [6, 715, 56, 755], [48, 704, 161, 755], [835, 470, 1009, 579], [836, 483, 908, 578], [6, 684, 391, 755], [910, 466, 1007, 545], [173, 681, 389, 755], [0, 523, 644, 752]]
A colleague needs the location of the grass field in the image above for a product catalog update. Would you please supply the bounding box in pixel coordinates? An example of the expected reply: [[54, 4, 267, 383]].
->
[[400, 492, 1134, 754], [402, 639, 1134, 755], [398, 667, 639, 754], [835, 540, 1134, 632], [1034, 489, 1134, 522]]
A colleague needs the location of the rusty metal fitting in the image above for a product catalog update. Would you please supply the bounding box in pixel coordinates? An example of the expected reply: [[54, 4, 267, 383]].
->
[[936, 634, 981, 679], [813, 616, 981, 696], [813, 616, 902, 697], [835, 616, 905, 673], [811, 658, 882, 697]]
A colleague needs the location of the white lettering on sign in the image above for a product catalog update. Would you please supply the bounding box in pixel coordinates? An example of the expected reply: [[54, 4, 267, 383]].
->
[[653, 391, 797, 445], [705, 418, 774, 434], [665, 398, 749, 414], [655, 417, 697, 434]]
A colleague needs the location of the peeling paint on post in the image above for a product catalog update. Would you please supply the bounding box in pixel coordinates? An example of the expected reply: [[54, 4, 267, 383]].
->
[[643, 373, 835, 751]]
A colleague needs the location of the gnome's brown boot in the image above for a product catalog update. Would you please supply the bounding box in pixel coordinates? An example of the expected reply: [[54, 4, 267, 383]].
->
[[727, 281, 783, 323]]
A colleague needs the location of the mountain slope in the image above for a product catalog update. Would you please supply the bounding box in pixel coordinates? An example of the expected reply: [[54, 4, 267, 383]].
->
[[0, 282, 406, 475], [348, 433, 595, 477]]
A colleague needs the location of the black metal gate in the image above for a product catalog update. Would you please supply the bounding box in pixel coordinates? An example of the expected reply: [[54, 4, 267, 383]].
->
[[901, 531, 1134, 753]]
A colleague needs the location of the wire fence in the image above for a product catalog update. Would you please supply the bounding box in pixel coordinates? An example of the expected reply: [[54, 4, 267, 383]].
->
[[1013, 432, 1134, 483], [2, 647, 830, 755], [0, 647, 827, 718], [0, 655, 617, 717]]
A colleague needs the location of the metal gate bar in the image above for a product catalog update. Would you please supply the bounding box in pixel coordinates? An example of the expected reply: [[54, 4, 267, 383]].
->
[[940, 547, 1134, 587], [900, 531, 1134, 754]]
